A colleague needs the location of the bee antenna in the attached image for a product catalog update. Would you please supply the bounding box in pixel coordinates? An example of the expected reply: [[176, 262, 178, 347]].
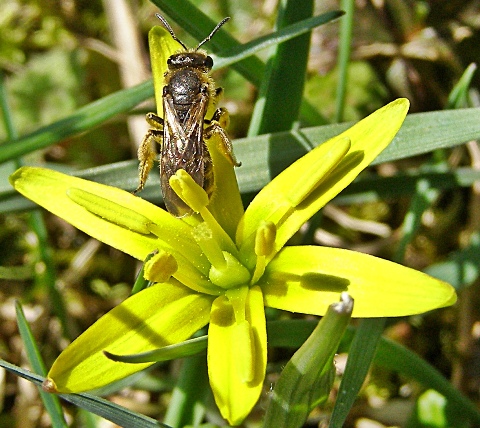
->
[[196, 17, 230, 50], [155, 13, 188, 50]]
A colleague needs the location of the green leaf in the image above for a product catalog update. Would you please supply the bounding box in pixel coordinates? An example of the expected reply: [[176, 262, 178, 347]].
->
[[264, 294, 353, 428], [375, 337, 480, 425], [329, 318, 385, 427], [447, 63, 477, 109], [15, 302, 68, 428], [164, 355, 209, 428], [2, 107, 480, 214], [0, 81, 153, 163], [247, 0, 322, 134], [0, 359, 168, 428], [104, 335, 207, 363]]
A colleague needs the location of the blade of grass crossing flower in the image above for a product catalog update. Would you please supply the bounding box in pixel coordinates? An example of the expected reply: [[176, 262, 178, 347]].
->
[[3, 106, 479, 215], [45, 281, 214, 393], [0, 357, 167, 427], [264, 293, 353, 428], [15, 302, 68, 428], [330, 318, 385, 427], [104, 335, 207, 363]]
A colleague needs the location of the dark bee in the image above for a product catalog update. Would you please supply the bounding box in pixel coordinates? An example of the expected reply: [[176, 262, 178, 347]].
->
[[135, 14, 240, 217]]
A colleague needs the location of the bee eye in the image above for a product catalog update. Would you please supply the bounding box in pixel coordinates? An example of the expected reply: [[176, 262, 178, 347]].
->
[[204, 56, 213, 69], [167, 57, 173, 65]]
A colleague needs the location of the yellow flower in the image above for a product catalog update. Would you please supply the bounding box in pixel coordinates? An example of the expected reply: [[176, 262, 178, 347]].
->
[[9, 27, 456, 426]]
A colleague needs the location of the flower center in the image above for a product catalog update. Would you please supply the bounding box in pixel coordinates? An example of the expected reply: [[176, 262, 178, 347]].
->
[[170, 170, 278, 291], [171, 170, 251, 289]]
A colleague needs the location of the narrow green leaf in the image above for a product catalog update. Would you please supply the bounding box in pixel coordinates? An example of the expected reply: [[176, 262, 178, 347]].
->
[[447, 63, 477, 109], [375, 337, 480, 425], [248, 0, 315, 135], [335, 0, 355, 122], [0, 359, 169, 428], [214, 11, 344, 70], [104, 336, 207, 363], [394, 178, 438, 261], [0, 81, 153, 163], [164, 355, 209, 428], [15, 302, 68, 428], [329, 318, 385, 427], [3, 108, 480, 214]]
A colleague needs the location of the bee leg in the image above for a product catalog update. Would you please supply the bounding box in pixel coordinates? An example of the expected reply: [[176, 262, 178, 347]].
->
[[205, 107, 241, 167], [134, 113, 164, 194], [145, 112, 164, 128]]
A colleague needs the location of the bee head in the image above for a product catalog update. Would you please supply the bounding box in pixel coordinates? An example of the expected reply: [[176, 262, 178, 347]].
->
[[167, 52, 214, 71]]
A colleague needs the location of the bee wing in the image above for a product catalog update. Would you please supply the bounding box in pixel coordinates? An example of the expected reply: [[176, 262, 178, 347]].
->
[[161, 94, 208, 217]]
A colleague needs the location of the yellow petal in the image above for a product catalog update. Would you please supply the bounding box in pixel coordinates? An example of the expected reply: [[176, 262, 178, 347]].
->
[[208, 286, 267, 425], [148, 26, 183, 117], [237, 99, 410, 265], [206, 133, 245, 240], [46, 280, 214, 393], [260, 246, 456, 317], [10, 167, 207, 270]]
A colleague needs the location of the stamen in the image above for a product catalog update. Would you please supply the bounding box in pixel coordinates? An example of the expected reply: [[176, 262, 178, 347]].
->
[[170, 169, 238, 256], [67, 188, 151, 235], [251, 222, 276, 285], [193, 223, 227, 270], [169, 170, 209, 213], [143, 249, 178, 283]]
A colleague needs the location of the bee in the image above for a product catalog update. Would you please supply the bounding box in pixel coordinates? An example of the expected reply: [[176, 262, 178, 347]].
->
[[135, 14, 240, 217]]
